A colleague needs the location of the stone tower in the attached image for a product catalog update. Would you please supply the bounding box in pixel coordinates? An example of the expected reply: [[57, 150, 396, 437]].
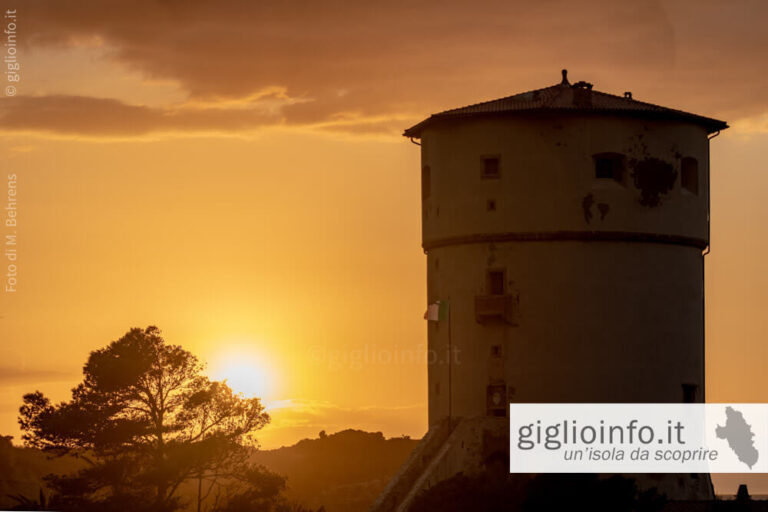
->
[[370, 70, 727, 511]]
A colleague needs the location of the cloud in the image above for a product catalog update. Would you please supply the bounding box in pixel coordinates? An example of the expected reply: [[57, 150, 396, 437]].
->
[[0, 94, 287, 137], [0, 366, 77, 385], [0, 93, 413, 137], [13, 0, 768, 136]]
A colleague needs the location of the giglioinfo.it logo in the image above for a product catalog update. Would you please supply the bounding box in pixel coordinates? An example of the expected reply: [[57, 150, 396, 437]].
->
[[715, 406, 759, 469], [509, 404, 768, 473]]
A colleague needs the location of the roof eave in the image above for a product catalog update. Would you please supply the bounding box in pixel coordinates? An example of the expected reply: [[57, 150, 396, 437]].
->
[[403, 118, 432, 139], [404, 109, 728, 138]]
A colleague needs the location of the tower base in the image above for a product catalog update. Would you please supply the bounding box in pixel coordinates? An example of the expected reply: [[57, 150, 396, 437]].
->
[[369, 417, 713, 512]]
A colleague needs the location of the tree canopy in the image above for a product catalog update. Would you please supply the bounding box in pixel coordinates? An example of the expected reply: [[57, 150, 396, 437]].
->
[[17, 326, 287, 512]]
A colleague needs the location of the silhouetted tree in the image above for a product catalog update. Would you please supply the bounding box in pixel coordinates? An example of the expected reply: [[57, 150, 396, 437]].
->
[[18, 326, 271, 512]]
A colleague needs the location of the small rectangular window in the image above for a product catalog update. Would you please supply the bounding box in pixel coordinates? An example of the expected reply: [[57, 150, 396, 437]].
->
[[681, 157, 698, 195], [482, 156, 500, 179], [593, 153, 625, 183], [421, 165, 431, 200], [487, 270, 505, 295]]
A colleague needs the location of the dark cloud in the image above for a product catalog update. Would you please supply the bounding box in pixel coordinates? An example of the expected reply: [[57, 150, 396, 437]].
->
[[13, 0, 768, 135], [0, 366, 76, 384], [0, 95, 284, 136]]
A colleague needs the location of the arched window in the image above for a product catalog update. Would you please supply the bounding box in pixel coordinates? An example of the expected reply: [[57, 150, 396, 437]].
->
[[681, 157, 698, 195]]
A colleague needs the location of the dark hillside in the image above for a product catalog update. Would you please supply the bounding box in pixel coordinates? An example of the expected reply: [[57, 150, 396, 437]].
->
[[252, 429, 419, 512]]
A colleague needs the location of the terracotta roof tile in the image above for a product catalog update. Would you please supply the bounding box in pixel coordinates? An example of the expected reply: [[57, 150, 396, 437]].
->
[[404, 71, 728, 137]]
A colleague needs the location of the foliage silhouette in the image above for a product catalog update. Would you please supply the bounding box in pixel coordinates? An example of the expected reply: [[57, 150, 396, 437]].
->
[[18, 326, 280, 512], [7, 487, 49, 510]]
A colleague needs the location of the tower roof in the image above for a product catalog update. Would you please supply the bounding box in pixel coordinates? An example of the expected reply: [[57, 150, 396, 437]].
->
[[403, 70, 728, 138]]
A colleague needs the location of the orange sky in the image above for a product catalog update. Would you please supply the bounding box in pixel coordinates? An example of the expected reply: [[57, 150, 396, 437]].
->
[[1, 0, 767, 493]]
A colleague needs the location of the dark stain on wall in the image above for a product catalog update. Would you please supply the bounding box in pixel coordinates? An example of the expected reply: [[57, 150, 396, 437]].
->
[[630, 157, 677, 207], [597, 203, 610, 220]]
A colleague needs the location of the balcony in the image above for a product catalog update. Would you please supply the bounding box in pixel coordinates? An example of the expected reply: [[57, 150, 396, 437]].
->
[[475, 294, 518, 325]]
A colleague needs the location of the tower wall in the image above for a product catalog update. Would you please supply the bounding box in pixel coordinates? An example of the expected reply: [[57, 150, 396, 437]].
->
[[420, 115, 711, 427]]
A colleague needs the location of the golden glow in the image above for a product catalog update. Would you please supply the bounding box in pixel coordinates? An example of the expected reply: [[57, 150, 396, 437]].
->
[[208, 346, 278, 400], [2, 5, 768, 475]]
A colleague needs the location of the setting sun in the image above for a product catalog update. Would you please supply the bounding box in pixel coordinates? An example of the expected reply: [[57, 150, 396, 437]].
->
[[208, 347, 277, 400]]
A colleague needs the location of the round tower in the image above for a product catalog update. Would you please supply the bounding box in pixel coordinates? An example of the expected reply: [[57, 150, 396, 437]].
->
[[412, 71, 725, 496], [408, 69, 726, 420], [370, 71, 727, 511]]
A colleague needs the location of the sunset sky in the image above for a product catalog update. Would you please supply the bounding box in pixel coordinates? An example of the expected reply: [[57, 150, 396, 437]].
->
[[1, 1, 768, 491]]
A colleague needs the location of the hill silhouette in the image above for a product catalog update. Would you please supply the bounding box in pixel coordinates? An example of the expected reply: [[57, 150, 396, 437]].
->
[[252, 429, 419, 512]]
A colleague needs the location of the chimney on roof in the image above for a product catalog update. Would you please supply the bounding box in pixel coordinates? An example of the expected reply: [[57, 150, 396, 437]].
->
[[624, 91, 633, 99], [572, 80, 593, 107], [561, 69, 569, 85]]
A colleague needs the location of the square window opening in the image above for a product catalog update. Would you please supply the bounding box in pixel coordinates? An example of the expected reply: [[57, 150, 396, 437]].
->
[[593, 153, 625, 183], [486, 270, 505, 296], [482, 156, 501, 179]]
